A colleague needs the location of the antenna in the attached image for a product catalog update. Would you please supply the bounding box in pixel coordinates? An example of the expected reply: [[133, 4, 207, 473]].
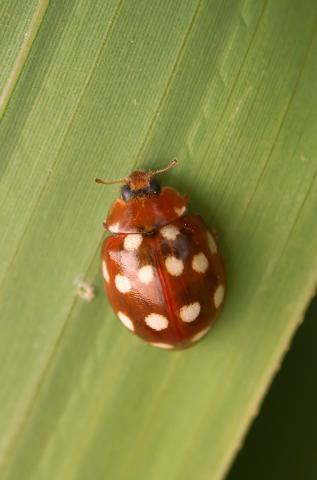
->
[[95, 176, 128, 185], [95, 159, 177, 186], [149, 159, 177, 177]]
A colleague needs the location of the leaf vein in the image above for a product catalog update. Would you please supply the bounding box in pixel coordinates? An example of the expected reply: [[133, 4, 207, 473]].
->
[[0, 0, 50, 119]]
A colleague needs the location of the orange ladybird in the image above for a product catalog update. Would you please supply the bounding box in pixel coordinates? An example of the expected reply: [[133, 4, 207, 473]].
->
[[96, 160, 226, 349]]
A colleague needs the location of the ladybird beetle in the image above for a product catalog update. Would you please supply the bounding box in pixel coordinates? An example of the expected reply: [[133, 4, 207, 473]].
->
[[96, 160, 226, 349]]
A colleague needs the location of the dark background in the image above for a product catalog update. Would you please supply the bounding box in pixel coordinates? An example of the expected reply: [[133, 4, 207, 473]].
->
[[228, 294, 317, 480]]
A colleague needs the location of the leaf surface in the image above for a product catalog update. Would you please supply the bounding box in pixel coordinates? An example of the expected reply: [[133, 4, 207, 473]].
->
[[0, 1, 316, 479]]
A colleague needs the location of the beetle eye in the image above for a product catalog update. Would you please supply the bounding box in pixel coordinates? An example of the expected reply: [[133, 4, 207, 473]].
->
[[121, 185, 134, 201], [149, 179, 161, 195]]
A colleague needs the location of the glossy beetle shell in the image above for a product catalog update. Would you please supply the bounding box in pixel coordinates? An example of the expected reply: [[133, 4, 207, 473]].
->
[[101, 211, 226, 349]]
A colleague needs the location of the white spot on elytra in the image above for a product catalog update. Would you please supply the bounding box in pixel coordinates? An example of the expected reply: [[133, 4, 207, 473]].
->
[[117, 311, 134, 331], [145, 313, 168, 331], [160, 224, 180, 241], [192, 252, 209, 273], [191, 326, 210, 342], [165, 256, 184, 276], [115, 274, 131, 293], [174, 205, 186, 216], [214, 284, 224, 308], [102, 260, 109, 283], [138, 265, 154, 284], [180, 302, 201, 322], [108, 222, 120, 233], [207, 232, 217, 254], [150, 342, 174, 349], [123, 234, 143, 251]]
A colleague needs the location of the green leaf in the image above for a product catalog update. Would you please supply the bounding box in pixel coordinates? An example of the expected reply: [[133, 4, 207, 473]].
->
[[0, 1, 316, 479]]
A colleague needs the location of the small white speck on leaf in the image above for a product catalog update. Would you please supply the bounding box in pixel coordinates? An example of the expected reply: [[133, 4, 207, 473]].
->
[[74, 276, 95, 302]]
